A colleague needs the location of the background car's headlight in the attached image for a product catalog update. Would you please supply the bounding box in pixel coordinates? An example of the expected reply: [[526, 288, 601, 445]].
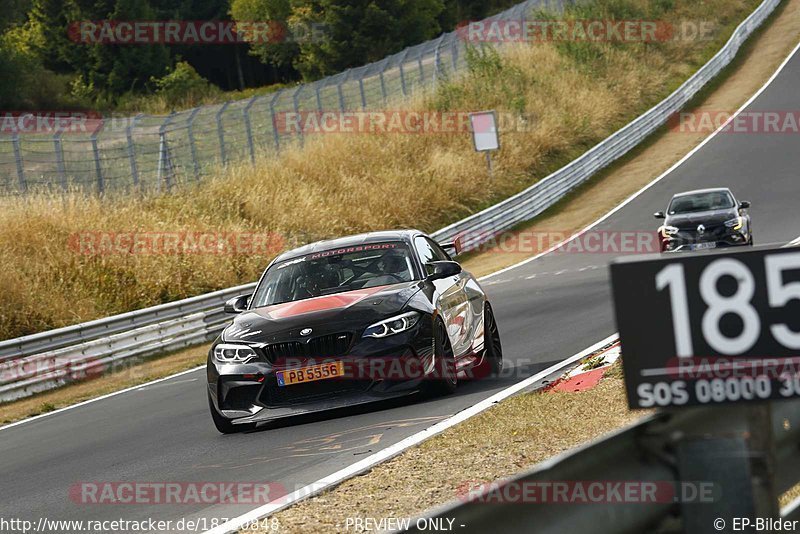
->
[[661, 225, 679, 237], [213, 343, 257, 363], [363, 311, 420, 338], [725, 217, 744, 230]]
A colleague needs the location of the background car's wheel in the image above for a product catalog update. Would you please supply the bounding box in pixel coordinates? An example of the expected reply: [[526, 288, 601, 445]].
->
[[484, 303, 503, 376], [749, 235, 754, 246], [425, 319, 457, 396], [208, 392, 254, 434]]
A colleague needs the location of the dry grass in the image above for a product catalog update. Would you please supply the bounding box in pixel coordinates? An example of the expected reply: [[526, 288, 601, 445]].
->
[[0, 344, 207, 425], [257, 368, 641, 532], [0, 0, 762, 340]]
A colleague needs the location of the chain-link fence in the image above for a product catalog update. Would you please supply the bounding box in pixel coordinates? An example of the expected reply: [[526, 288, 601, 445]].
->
[[0, 0, 567, 196]]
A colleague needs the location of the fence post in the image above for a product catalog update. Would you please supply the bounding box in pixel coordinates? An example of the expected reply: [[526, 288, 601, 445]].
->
[[12, 134, 26, 194], [433, 34, 446, 86], [216, 102, 230, 166], [451, 34, 459, 70], [243, 95, 258, 164], [186, 108, 201, 181], [269, 89, 282, 152], [90, 132, 104, 195], [358, 75, 366, 109], [157, 112, 177, 192], [378, 58, 389, 104], [292, 86, 304, 147], [53, 133, 67, 191], [337, 70, 351, 112], [126, 114, 141, 190], [417, 49, 425, 82], [398, 49, 410, 96], [315, 83, 323, 111]]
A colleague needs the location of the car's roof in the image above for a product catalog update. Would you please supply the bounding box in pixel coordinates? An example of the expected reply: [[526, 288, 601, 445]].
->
[[671, 187, 733, 198], [273, 229, 424, 263]]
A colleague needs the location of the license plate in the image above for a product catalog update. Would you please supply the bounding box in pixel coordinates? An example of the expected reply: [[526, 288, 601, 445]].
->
[[276, 361, 344, 387], [691, 242, 717, 251]]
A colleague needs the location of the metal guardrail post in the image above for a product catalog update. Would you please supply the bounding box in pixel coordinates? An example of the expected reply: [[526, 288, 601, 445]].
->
[[11, 134, 26, 194], [125, 114, 141, 190], [451, 35, 459, 70], [90, 132, 104, 195], [53, 133, 67, 191], [243, 95, 258, 164], [417, 49, 425, 82], [215, 102, 230, 165], [186, 108, 201, 181], [269, 89, 283, 152]]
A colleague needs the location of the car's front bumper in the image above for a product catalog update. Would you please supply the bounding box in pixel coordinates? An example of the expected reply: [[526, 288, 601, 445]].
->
[[207, 321, 436, 425], [661, 228, 750, 252]]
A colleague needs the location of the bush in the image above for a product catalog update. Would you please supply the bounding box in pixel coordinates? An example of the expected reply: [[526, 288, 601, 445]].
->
[[150, 61, 221, 109]]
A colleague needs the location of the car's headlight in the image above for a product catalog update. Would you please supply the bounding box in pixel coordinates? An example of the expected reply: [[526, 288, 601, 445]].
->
[[725, 217, 744, 230], [363, 311, 421, 338], [213, 343, 258, 363], [661, 225, 679, 237]]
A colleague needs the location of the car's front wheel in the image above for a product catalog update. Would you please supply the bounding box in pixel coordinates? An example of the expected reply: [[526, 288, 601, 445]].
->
[[424, 319, 457, 396], [208, 392, 255, 434]]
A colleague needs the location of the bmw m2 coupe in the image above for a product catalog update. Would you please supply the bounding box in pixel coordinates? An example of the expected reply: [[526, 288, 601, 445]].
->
[[207, 230, 503, 433], [655, 187, 753, 253]]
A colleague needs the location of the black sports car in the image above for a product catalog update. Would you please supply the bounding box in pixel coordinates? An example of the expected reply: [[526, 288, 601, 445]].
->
[[654, 187, 753, 253], [207, 230, 503, 433]]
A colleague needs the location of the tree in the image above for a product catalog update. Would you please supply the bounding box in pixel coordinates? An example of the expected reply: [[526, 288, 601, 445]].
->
[[290, 0, 445, 80]]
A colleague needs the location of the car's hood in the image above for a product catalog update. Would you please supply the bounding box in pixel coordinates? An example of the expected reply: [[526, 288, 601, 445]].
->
[[222, 281, 422, 343], [665, 208, 738, 229]]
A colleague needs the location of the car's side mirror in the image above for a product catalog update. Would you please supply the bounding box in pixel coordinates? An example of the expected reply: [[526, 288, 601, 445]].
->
[[224, 294, 251, 314], [654, 211, 665, 219], [426, 261, 462, 281], [739, 200, 751, 209], [439, 241, 462, 256]]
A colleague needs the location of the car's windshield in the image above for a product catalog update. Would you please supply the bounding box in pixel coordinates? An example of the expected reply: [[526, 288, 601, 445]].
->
[[668, 191, 735, 215], [251, 242, 416, 307]]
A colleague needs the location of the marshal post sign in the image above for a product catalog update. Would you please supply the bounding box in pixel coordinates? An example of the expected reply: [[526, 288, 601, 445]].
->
[[610, 246, 800, 408]]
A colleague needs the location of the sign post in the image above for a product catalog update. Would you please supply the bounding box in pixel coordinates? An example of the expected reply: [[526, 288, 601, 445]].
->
[[610, 246, 800, 531], [468, 111, 499, 178]]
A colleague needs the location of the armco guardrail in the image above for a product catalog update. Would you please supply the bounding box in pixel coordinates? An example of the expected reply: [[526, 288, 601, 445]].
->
[[0, 0, 564, 197], [402, 399, 800, 533], [0, 0, 780, 402], [0, 283, 255, 401], [431, 0, 781, 251]]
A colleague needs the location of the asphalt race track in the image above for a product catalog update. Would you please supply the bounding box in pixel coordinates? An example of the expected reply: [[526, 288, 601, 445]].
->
[[2, 46, 799, 531]]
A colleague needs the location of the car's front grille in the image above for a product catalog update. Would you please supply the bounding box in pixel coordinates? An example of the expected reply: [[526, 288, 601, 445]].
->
[[264, 333, 353, 362], [260, 376, 370, 406], [675, 222, 727, 241]]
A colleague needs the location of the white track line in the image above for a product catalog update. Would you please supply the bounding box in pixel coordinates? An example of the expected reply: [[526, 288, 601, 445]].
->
[[203, 333, 619, 534]]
